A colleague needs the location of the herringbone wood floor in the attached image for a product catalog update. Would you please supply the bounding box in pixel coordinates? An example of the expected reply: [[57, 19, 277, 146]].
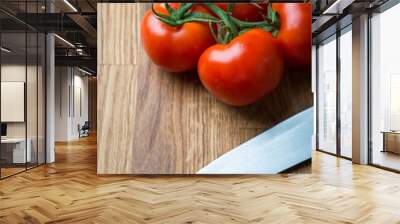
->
[[1, 135, 400, 223]]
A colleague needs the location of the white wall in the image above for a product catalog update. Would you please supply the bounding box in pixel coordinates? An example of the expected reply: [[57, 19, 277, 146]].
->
[[70, 73, 89, 138], [1, 65, 37, 138], [1, 65, 26, 81], [1, 65, 27, 140], [1, 82, 25, 122], [55, 67, 89, 141], [55, 66, 70, 141]]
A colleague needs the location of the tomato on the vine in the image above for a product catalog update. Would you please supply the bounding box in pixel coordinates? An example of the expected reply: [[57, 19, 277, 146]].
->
[[215, 3, 268, 22], [198, 29, 284, 106], [272, 3, 312, 67], [141, 3, 215, 72]]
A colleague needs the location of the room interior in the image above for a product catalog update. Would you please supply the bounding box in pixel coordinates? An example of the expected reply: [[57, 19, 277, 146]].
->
[[0, 0, 96, 179]]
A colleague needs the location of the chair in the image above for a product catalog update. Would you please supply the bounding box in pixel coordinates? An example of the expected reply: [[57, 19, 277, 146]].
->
[[79, 121, 90, 138]]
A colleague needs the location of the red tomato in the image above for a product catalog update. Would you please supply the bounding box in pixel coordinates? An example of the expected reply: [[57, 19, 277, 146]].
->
[[216, 3, 268, 21], [272, 3, 312, 67], [198, 29, 284, 106], [141, 3, 215, 72]]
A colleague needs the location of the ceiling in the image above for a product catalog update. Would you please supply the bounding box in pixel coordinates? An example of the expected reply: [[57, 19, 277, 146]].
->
[[0, 0, 98, 74], [0, 0, 392, 75]]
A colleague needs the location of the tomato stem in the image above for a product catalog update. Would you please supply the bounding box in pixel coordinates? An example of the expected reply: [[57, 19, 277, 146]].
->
[[203, 3, 280, 42], [208, 22, 219, 43], [204, 3, 238, 38], [151, 3, 281, 43], [151, 4, 220, 27], [227, 3, 234, 14], [175, 3, 194, 19], [164, 3, 176, 19]]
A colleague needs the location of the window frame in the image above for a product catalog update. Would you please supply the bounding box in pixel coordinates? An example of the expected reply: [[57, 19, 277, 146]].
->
[[315, 23, 353, 160]]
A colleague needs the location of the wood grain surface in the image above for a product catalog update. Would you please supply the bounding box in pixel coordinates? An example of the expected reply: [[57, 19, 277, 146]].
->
[[97, 3, 313, 174]]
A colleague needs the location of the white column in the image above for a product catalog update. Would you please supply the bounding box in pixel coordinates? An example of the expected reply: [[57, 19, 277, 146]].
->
[[45, 0, 56, 163], [352, 14, 369, 164], [312, 45, 317, 150], [46, 32, 55, 163]]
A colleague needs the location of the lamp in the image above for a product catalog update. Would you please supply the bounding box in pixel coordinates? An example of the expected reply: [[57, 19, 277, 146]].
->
[[1, 47, 11, 53], [54, 34, 75, 48], [63, 0, 78, 12]]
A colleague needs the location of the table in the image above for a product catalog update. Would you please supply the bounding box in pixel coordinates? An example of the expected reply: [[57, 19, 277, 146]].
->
[[1, 138, 31, 163], [381, 131, 400, 154]]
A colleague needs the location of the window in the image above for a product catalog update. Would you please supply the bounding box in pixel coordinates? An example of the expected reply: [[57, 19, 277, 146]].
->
[[0, 1, 47, 179], [317, 35, 337, 154], [339, 28, 352, 158], [370, 2, 400, 171], [316, 25, 353, 159]]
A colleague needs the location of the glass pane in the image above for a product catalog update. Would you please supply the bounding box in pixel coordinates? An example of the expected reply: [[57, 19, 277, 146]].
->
[[38, 33, 45, 165], [318, 36, 337, 154], [371, 3, 400, 171], [26, 0, 39, 169], [27, 31, 38, 169], [1, 30, 28, 177], [340, 28, 352, 158]]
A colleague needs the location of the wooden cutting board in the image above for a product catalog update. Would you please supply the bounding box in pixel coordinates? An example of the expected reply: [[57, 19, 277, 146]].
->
[[97, 3, 312, 174]]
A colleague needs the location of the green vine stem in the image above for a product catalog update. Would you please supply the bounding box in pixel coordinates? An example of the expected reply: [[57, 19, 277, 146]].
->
[[204, 3, 238, 38], [151, 3, 220, 26], [151, 3, 280, 44]]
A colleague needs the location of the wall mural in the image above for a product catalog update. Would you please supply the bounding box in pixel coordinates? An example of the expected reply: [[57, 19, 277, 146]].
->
[[97, 3, 313, 174]]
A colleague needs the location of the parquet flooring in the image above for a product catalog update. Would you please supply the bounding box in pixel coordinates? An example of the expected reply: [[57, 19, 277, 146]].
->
[[1, 135, 400, 223]]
